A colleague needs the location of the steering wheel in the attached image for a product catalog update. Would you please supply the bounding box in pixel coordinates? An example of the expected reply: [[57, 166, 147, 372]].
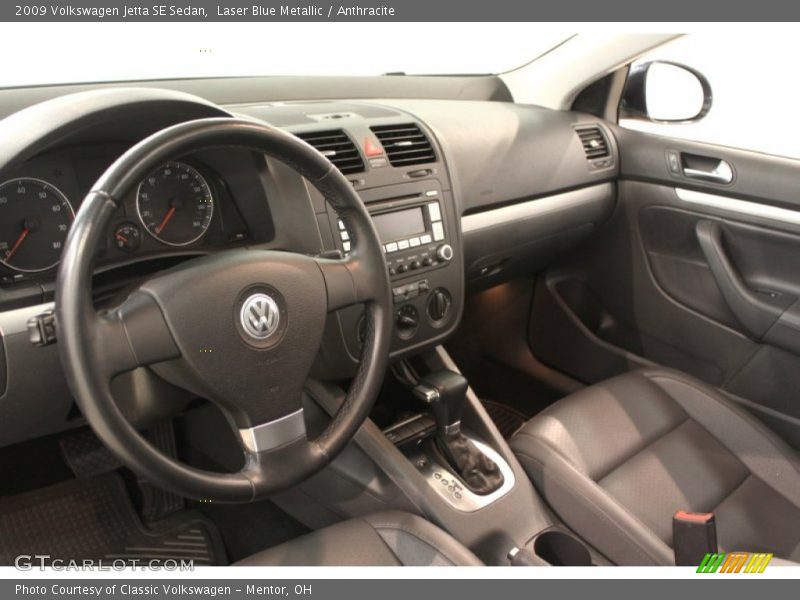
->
[[56, 117, 392, 502]]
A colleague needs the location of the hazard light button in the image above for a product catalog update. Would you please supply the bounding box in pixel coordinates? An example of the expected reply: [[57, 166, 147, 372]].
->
[[364, 138, 384, 157]]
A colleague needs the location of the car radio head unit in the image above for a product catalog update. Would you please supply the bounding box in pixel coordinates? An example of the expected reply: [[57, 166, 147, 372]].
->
[[334, 181, 452, 279]]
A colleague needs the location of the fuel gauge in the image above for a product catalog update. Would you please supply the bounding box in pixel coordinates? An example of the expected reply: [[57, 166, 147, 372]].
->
[[114, 223, 142, 253]]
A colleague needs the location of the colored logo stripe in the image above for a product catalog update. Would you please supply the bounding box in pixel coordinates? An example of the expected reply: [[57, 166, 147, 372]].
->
[[744, 553, 773, 573], [697, 553, 725, 573], [697, 552, 773, 573]]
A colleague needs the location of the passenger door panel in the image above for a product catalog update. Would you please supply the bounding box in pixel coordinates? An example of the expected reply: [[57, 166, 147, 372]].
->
[[530, 127, 800, 448]]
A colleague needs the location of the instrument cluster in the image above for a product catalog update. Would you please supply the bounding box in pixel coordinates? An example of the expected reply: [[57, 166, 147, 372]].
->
[[0, 149, 254, 284]]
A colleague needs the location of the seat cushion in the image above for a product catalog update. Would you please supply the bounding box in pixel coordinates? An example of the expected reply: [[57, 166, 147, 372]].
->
[[510, 367, 800, 565], [236, 510, 482, 566]]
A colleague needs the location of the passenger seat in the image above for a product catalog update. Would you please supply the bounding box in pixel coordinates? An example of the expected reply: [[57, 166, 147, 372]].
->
[[510, 367, 800, 565]]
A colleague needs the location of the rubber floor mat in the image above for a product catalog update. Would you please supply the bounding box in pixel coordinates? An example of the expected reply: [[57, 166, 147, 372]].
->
[[59, 428, 122, 478], [481, 399, 528, 439], [0, 473, 225, 565]]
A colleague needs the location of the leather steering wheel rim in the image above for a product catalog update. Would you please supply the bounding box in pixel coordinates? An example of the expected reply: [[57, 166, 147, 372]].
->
[[56, 117, 392, 502]]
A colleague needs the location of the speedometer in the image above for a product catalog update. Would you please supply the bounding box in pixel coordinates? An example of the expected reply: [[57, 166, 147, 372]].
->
[[0, 178, 74, 273], [136, 162, 214, 246]]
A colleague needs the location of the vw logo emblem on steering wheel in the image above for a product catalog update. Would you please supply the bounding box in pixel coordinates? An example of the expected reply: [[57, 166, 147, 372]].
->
[[240, 293, 280, 340]]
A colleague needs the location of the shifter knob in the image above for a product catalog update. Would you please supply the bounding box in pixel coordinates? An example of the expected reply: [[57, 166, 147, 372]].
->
[[413, 370, 505, 496], [413, 370, 468, 436]]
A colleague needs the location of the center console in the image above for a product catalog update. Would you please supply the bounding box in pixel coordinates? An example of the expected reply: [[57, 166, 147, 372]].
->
[[326, 178, 463, 359], [294, 346, 603, 566]]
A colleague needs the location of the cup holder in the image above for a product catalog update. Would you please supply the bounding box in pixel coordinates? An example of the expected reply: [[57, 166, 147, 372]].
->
[[533, 530, 593, 566]]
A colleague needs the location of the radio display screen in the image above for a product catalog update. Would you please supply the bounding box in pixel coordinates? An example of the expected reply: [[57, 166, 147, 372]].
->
[[372, 207, 426, 242]]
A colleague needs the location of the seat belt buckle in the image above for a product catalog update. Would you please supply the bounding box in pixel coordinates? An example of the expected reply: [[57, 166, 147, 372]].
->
[[673, 510, 718, 566]]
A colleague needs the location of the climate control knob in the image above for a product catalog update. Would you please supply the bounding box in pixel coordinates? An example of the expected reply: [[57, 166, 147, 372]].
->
[[436, 244, 454, 262], [427, 288, 452, 324]]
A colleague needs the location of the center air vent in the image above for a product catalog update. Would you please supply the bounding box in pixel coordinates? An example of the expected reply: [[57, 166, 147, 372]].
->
[[296, 129, 365, 174], [370, 123, 436, 167], [575, 126, 610, 159]]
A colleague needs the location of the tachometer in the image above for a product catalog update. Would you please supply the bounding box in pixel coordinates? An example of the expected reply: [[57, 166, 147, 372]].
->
[[136, 161, 214, 246], [0, 178, 74, 273]]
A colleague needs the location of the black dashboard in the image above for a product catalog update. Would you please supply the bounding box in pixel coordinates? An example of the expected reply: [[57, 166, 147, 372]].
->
[[0, 80, 618, 447]]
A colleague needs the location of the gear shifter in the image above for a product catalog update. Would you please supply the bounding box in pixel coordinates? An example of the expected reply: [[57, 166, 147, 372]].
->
[[413, 370, 504, 495]]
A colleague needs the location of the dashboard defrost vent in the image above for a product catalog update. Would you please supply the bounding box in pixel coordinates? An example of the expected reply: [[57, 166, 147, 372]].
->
[[575, 126, 610, 159], [296, 129, 365, 174], [370, 123, 436, 167]]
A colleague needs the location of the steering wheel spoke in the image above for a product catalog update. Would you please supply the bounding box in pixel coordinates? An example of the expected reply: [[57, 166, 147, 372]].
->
[[316, 254, 384, 312], [212, 397, 323, 497], [237, 407, 307, 454], [94, 290, 181, 379]]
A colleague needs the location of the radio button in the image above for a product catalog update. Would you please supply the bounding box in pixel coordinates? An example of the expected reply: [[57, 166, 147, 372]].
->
[[428, 202, 442, 221], [386, 242, 398, 253], [432, 222, 445, 241], [422, 257, 434, 267], [420, 234, 433, 245], [398, 239, 410, 250], [397, 264, 409, 274], [410, 260, 422, 270], [409, 237, 421, 247]]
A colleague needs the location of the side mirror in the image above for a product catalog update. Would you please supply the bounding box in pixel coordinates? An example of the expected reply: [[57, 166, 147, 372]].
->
[[621, 61, 712, 123]]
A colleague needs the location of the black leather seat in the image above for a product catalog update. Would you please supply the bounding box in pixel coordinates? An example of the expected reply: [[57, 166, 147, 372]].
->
[[236, 510, 482, 566], [510, 367, 800, 565]]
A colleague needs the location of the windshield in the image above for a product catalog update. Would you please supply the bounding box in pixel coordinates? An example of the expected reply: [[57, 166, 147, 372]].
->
[[0, 23, 571, 88]]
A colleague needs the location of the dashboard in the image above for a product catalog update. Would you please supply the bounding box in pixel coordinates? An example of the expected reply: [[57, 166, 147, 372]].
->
[[0, 82, 618, 448]]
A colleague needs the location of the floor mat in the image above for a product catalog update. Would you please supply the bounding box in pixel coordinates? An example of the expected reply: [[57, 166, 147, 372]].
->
[[0, 473, 225, 566], [59, 428, 122, 478], [481, 399, 529, 439]]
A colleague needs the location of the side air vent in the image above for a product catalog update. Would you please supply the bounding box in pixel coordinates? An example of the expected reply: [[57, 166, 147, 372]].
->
[[370, 123, 436, 167], [296, 129, 365, 174], [575, 126, 610, 159]]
